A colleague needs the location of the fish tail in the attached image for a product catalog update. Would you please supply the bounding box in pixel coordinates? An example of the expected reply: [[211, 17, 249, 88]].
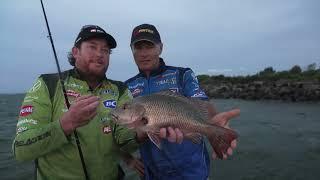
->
[[206, 125, 238, 159]]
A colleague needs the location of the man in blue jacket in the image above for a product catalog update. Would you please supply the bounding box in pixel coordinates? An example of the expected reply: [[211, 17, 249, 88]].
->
[[126, 24, 239, 180]]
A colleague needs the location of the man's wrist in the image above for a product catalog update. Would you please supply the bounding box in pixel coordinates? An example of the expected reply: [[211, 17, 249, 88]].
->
[[60, 117, 74, 136]]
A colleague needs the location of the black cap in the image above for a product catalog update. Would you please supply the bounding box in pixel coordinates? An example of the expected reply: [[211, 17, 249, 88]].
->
[[130, 24, 161, 46], [74, 25, 117, 49]]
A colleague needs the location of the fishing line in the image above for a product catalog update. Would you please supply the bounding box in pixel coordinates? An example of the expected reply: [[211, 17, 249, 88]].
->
[[39, 0, 89, 179]]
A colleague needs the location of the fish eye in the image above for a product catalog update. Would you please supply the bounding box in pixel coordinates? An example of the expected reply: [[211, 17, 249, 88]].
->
[[142, 117, 148, 125], [123, 104, 128, 110]]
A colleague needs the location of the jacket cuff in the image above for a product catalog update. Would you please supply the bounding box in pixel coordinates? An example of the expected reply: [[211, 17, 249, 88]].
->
[[52, 120, 69, 144]]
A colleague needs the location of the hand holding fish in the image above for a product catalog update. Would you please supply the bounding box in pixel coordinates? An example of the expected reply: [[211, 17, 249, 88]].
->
[[209, 109, 240, 159], [111, 91, 240, 160], [120, 151, 145, 177], [135, 121, 184, 144], [157, 109, 240, 159], [159, 127, 184, 144], [127, 157, 145, 177]]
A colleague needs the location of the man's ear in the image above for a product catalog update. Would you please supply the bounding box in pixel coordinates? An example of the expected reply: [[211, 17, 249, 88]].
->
[[72, 46, 79, 58]]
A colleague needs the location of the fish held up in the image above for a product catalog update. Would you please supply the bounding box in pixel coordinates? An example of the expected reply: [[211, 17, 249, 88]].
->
[[111, 91, 239, 159]]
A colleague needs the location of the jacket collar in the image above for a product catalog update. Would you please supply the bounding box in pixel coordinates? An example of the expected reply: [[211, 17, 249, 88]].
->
[[70, 68, 108, 90]]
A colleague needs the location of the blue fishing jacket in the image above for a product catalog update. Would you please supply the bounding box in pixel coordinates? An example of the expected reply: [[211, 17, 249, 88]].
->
[[125, 58, 210, 180]]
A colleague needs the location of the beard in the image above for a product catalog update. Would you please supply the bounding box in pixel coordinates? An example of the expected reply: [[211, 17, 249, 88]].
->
[[74, 53, 110, 82], [89, 65, 108, 78], [76, 64, 108, 82]]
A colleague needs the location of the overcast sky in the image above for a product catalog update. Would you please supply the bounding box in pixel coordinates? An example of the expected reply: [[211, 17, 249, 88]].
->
[[1, 0, 319, 93]]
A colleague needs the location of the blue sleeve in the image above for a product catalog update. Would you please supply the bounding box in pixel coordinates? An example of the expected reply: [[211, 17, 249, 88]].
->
[[182, 69, 209, 100]]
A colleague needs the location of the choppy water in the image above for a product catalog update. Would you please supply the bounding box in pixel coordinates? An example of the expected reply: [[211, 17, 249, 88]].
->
[[0, 94, 319, 180]]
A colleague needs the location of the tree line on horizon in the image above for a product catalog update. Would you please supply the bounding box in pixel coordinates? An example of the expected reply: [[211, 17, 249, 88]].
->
[[198, 63, 320, 83]]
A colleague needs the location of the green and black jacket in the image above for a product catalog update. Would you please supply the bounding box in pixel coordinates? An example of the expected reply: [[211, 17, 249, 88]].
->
[[13, 69, 138, 180]]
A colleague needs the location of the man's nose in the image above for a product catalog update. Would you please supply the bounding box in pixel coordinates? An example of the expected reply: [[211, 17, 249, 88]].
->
[[139, 48, 149, 56], [95, 48, 104, 57]]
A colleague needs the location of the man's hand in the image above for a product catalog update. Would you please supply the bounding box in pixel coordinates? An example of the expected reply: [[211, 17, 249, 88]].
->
[[120, 150, 145, 177], [123, 155, 145, 177], [210, 109, 240, 159], [159, 127, 184, 144], [158, 109, 240, 160], [135, 126, 183, 144], [60, 95, 100, 135]]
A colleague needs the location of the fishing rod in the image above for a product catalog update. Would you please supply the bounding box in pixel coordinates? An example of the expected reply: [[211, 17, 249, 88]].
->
[[39, 0, 89, 179]]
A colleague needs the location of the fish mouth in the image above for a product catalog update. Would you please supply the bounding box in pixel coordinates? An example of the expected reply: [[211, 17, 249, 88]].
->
[[110, 113, 132, 125]]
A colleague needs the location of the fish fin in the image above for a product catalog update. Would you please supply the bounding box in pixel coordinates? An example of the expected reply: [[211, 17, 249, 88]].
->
[[147, 132, 162, 149], [206, 124, 238, 159], [189, 98, 217, 120], [185, 133, 202, 144]]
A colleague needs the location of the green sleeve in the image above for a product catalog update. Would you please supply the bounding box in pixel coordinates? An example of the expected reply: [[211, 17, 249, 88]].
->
[[112, 88, 139, 153], [12, 77, 69, 161]]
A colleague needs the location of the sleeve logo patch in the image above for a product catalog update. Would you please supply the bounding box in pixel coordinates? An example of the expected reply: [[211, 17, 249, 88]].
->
[[103, 100, 117, 109], [19, 105, 34, 117], [17, 119, 38, 126]]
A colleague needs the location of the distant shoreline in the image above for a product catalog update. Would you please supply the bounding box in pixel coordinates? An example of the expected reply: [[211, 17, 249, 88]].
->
[[198, 67, 320, 102], [0, 93, 25, 95], [201, 80, 320, 102]]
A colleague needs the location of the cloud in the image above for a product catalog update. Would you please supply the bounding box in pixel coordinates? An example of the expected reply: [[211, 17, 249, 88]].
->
[[0, 0, 319, 93]]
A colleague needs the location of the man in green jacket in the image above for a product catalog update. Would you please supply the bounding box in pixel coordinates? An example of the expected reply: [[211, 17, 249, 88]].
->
[[12, 25, 139, 180]]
